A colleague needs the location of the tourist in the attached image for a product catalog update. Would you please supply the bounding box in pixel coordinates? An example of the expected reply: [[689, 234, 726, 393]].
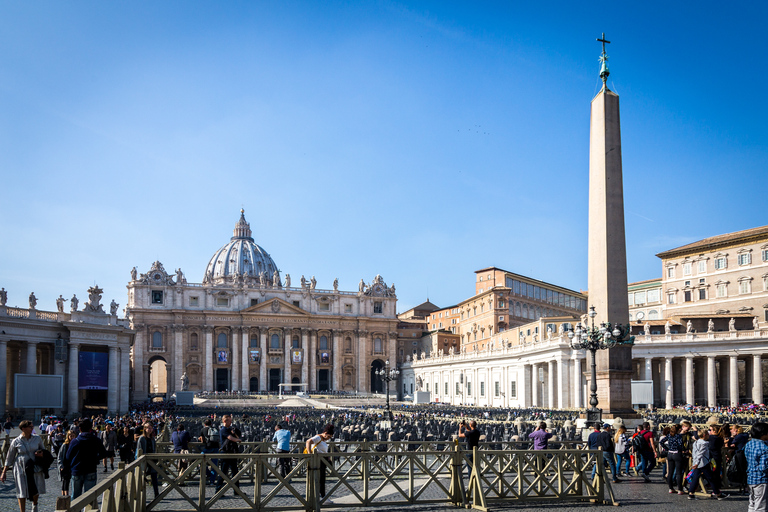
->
[[199, 418, 219, 485], [660, 424, 684, 494], [745, 421, 768, 512], [136, 422, 160, 496], [588, 424, 620, 483], [66, 418, 108, 499], [100, 423, 117, 472], [0, 420, 46, 512], [116, 426, 135, 464], [305, 424, 335, 504], [273, 423, 292, 478], [3, 417, 13, 436], [614, 425, 631, 477], [528, 422, 553, 450], [57, 431, 76, 496], [171, 424, 192, 475], [687, 427, 725, 500], [216, 414, 242, 495], [458, 420, 481, 479], [708, 424, 725, 490], [632, 422, 656, 482]]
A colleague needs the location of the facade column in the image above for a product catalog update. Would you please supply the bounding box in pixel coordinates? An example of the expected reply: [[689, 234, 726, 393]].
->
[[174, 326, 184, 394], [730, 355, 739, 407], [0, 340, 7, 417], [332, 330, 341, 391], [531, 364, 539, 407], [108, 345, 118, 414], [68, 342, 80, 416], [165, 363, 173, 396], [753, 355, 763, 405], [133, 325, 146, 399], [707, 356, 717, 408], [357, 331, 367, 393], [283, 328, 291, 389], [572, 355, 582, 409], [547, 360, 556, 408], [309, 330, 317, 391], [231, 328, 240, 392], [556, 358, 566, 408], [26, 341, 38, 374], [685, 355, 694, 406], [259, 328, 267, 392], [664, 357, 674, 409], [204, 327, 213, 391], [120, 346, 130, 413], [644, 357, 653, 408], [301, 329, 309, 387], [241, 327, 249, 391]]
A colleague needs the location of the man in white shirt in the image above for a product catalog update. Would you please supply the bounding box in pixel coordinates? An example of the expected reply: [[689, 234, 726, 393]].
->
[[305, 424, 335, 504]]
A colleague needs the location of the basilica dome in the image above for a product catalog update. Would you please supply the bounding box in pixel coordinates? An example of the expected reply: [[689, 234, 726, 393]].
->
[[203, 210, 279, 286]]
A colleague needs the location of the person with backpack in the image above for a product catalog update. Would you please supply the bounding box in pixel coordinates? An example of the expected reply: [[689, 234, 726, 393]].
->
[[614, 426, 631, 477], [199, 418, 220, 485], [744, 421, 768, 512], [632, 422, 657, 482], [687, 427, 726, 500], [588, 424, 620, 483], [216, 414, 242, 495]]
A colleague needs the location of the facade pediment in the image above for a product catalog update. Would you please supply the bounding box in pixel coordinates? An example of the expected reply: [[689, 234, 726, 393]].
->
[[242, 298, 309, 316]]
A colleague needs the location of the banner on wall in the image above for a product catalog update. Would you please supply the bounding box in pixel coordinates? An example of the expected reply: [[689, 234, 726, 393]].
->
[[217, 350, 228, 363], [249, 349, 260, 363], [78, 351, 109, 390], [292, 350, 302, 364], [320, 351, 330, 364]]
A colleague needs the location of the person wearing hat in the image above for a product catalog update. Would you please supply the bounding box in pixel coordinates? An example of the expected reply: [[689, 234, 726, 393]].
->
[[588, 423, 621, 483]]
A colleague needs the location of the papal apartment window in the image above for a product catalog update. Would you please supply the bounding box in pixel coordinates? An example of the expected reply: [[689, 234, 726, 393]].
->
[[189, 296, 199, 306], [739, 253, 752, 266], [667, 267, 675, 279], [740, 280, 752, 294], [764, 276, 768, 292], [699, 288, 707, 300], [216, 297, 229, 306], [715, 257, 727, 270], [250, 298, 259, 306], [151, 290, 163, 304], [373, 302, 383, 314], [683, 262, 692, 276], [716, 284, 727, 298], [647, 289, 660, 302], [667, 292, 676, 304], [698, 260, 707, 273], [344, 304, 352, 313], [763, 249, 768, 262]]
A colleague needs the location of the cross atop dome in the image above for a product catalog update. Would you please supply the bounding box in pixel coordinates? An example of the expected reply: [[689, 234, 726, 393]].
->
[[232, 209, 253, 241], [597, 32, 610, 88]]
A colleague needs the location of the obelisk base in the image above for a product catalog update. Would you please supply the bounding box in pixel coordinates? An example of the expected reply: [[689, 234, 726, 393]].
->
[[594, 369, 638, 419]]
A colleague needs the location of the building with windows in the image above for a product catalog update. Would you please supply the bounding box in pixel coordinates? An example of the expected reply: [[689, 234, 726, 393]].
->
[[126, 210, 399, 400]]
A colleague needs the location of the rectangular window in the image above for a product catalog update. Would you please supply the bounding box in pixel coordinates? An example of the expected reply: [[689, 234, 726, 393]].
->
[[716, 284, 727, 298], [683, 262, 692, 276], [647, 289, 660, 302], [293, 301, 300, 307], [344, 304, 352, 313], [216, 297, 229, 306], [667, 292, 676, 304], [510, 381, 517, 398], [499, 315, 504, 321], [684, 290, 692, 302], [698, 260, 707, 273], [480, 382, 485, 397], [628, 293, 634, 306], [763, 249, 768, 262], [494, 381, 500, 397], [667, 267, 675, 278], [738, 253, 752, 265], [373, 302, 383, 314], [740, 281, 752, 294], [498, 299, 504, 308], [699, 288, 706, 300], [445, 382, 448, 395], [715, 257, 726, 270], [634, 291, 647, 304], [189, 296, 199, 306], [764, 276, 768, 291], [684, 280, 691, 287], [319, 302, 330, 311], [250, 298, 259, 306], [467, 382, 472, 395], [151, 290, 163, 304]]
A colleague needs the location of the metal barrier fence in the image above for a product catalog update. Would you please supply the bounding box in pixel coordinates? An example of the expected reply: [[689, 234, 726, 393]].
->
[[55, 441, 615, 512]]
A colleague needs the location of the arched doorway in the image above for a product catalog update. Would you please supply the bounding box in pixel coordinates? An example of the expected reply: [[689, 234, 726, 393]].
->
[[148, 356, 168, 396], [249, 377, 259, 392], [370, 360, 384, 394]]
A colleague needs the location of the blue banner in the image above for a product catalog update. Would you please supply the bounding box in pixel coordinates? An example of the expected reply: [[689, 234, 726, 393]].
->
[[78, 351, 109, 390]]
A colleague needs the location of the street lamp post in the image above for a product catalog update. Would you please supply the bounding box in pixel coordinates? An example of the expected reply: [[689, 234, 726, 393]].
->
[[567, 305, 634, 426], [375, 360, 400, 421]]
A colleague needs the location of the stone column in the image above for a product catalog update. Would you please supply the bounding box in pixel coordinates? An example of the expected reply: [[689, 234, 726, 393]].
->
[[231, 328, 240, 391], [556, 358, 566, 408], [309, 330, 317, 391], [664, 357, 673, 409], [357, 331, 367, 393], [685, 355, 694, 406], [259, 328, 268, 391], [547, 360, 555, 408], [521, 365, 531, 408], [120, 346, 130, 413], [283, 328, 291, 388], [730, 355, 739, 407], [707, 356, 717, 408], [531, 364, 539, 407], [133, 326, 145, 399], [0, 340, 7, 417], [165, 363, 173, 396], [68, 343, 80, 416], [332, 330, 341, 391], [204, 327, 213, 391], [241, 327, 249, 391], [754, 355, 763, 405], [26, 341, 38, 374], [301, 329, 309, 387], [644, 357, 653, 408], [174, 326, 184, 393], [108, 345, 118, 414]]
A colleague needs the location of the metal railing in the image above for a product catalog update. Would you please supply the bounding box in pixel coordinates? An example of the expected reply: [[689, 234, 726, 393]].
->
[[55, 440, 615, 512]]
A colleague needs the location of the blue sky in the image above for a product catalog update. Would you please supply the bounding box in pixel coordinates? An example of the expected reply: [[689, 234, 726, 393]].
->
[[1, 1, 766, 313]]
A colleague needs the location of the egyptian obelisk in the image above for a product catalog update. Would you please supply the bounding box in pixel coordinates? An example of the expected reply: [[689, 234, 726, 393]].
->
[[587, 35, 635, 418]]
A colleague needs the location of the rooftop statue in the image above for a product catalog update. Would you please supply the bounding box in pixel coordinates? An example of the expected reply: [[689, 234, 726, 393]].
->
[[84, 285, 105, 313], [0, 287, 7, 306], [56, 295, 65, 313], [29, 292, 37, 310], [70, 294, 79, 313]]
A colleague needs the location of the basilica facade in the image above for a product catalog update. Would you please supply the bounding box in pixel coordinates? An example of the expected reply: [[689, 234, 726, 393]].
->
[[126, 210, 399, 400]]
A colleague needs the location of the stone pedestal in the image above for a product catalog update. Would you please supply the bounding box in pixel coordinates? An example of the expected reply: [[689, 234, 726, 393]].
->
[[175, 391, 195, 406]]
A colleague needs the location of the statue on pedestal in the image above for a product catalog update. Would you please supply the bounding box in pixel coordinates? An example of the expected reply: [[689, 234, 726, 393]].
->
[[273, 270, 280, 288], [359, 279, 366, 293], [729, 318, 736, 332], [70, 294, 79, 312], [644, 322, 651, 335], [180, 372, 189, 391], [754, 317, 760, 331], [546, 327, 552, 340], [284, 274, 291, 288], [0, 287, 6, 306], [664, 321, 671, 335], [84, 285, 105, 313], [333, 278, 338, 291], [301, 275, 307, 289], [130, 267, 137, 281], [686, 320, 693, 334], [310, 276, 317, 290], [56, 295, 65, 313], [29, 292, 37, 310], [708, 319, 714, 332], [110, 300, 119, 315]]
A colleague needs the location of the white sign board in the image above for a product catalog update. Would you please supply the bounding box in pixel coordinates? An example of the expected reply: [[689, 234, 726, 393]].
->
[[631, 380, 654, 406], [14, 374, 64, 409]]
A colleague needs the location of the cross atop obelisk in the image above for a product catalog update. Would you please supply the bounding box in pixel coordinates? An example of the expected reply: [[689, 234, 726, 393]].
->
[[597, 33, 610, 87]]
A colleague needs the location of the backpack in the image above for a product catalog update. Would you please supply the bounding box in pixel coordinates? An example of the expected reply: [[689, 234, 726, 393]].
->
[[615, 434, 627, 454], [204, 426, 220, 450], [727, 449, 747, 485], [631, 433, 649, 452]]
